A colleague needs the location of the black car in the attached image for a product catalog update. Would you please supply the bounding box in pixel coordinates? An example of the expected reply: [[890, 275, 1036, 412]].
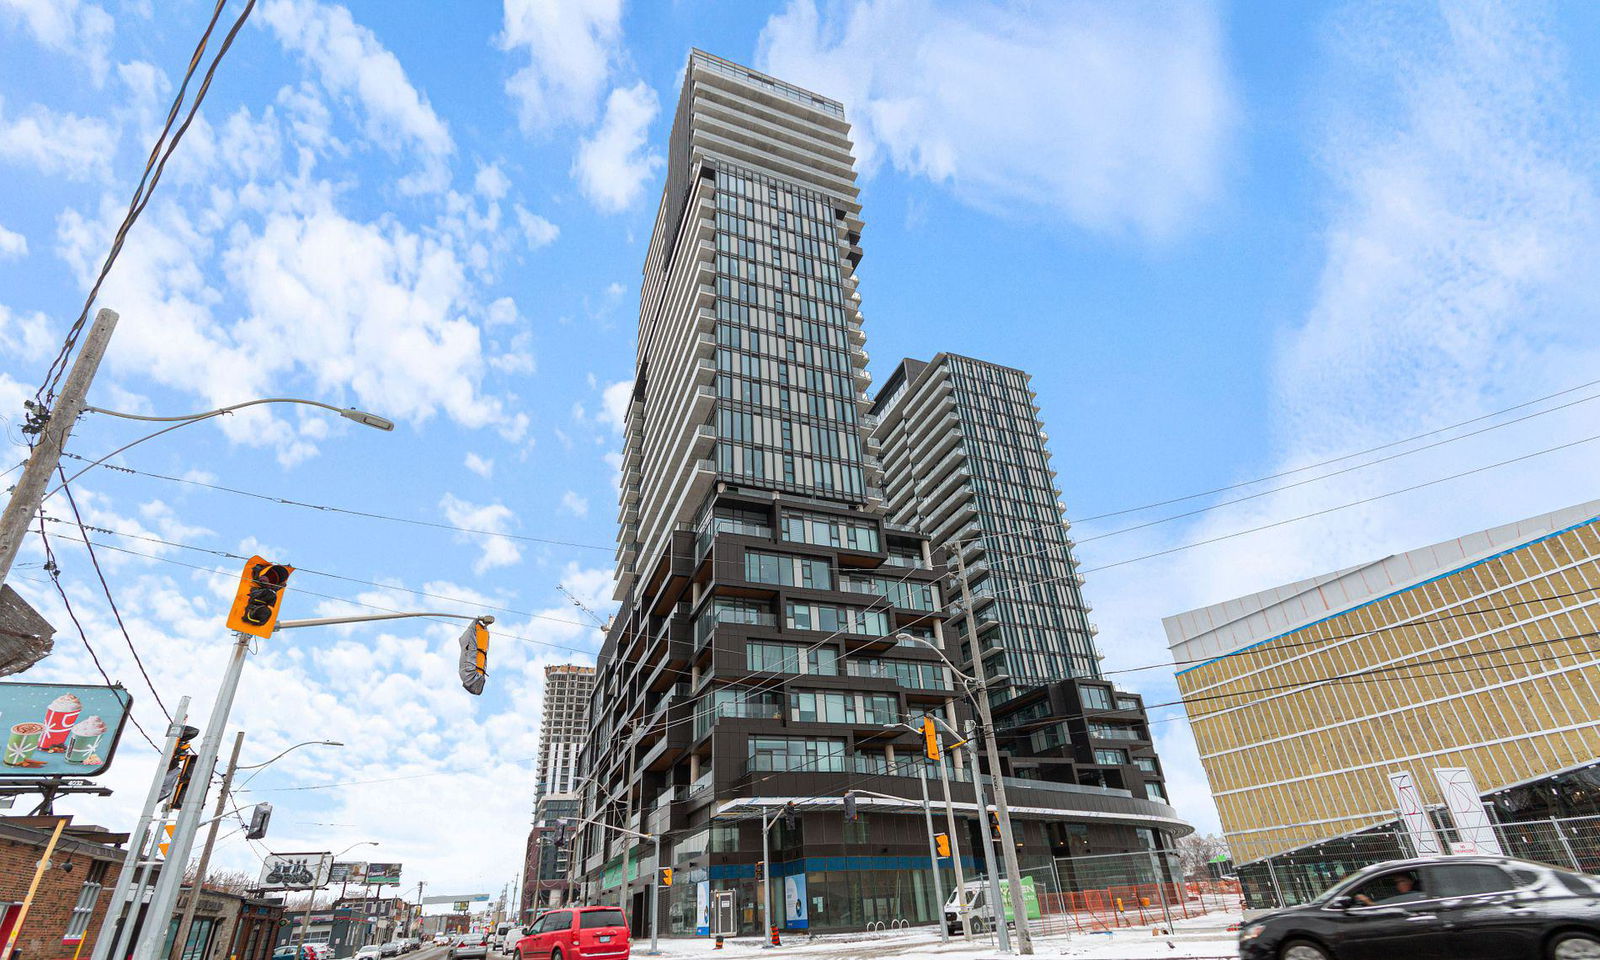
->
[[1239, 855, 1600, 960]]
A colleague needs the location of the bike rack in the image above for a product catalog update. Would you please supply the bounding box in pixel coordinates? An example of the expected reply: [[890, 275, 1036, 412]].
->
[[866, 921, 885, 934], [890, 919, 908, 931]]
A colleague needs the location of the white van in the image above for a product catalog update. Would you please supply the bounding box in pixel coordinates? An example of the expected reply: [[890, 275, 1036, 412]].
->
[[943, 877, 1038, 935], [491, 922, 516, 952]]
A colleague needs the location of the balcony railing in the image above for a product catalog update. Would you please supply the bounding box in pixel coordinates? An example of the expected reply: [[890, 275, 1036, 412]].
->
[[694, 607, 778, 646]]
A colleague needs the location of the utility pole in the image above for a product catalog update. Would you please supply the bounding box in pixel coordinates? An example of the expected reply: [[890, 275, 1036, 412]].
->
[[965, 730, 1010, 953], [171, 730, 245, 960], [934, 739, 972, 941], [916, 761, 950, 943], [954, 550, 1034, 954], [0, 307, 118, 588]]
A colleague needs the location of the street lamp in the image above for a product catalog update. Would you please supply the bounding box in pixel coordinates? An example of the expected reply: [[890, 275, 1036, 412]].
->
[[50, 397, 395, 496], [240, 740, 347, 771]]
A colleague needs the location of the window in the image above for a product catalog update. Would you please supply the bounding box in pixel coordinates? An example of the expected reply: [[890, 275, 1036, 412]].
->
[[744, 550, 831, 589], [791, 691, 897, 724], [853, 751, 888, 775], [748, 736, 845, 772], [1429, 864, 1514, 897], [785, 602, 889, 637], [1115, 696, 1139, 711], [846, 658, 948, 689], [64, 861, 108, 943], [542, 911, 573, 931], [1145, 782, 1167, 803], [1094, 748, 1127, 766], [579, 909, 626, 930], [747, 641, 838, 675], [1079, 686, 1113, 710], [1135, 757, 1158, 773]]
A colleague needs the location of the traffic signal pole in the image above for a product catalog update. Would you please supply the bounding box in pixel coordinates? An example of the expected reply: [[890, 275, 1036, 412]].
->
[[171, 730, 244, 960], [915, 765, 949, 943], [132, 632, 252, 960], [0, 308, 118, 589], [91, 696, 190, 960]]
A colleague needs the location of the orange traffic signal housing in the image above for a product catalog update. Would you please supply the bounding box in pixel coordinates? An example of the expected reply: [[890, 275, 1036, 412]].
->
[[226, 555, 294, 637], [922, 717, 941, 761], [935, 833, 951, 858]]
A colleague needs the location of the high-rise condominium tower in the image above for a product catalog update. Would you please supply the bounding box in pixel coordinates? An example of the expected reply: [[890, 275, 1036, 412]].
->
[[525, 664, 594, 911], [872, 355, 1100, 690], [577, 51, 1186, 936]]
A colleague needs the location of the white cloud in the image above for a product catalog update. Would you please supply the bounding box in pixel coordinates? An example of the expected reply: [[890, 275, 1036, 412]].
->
[[440, 493, 522, 574], [756, 0, 1236, 240], [485, 296, 519, 328], [0, 223, 27, 259], [474, 162, 510, 200], [0, 0, 114, 86], [464, 451, 494, 478], [257, 0, 454, 192], [559, 490, 588, 518], [595, 379, 633, 433], [498, 0, 623, 132], [514, 204, 559, 249], [1080, 0, 1600, 836], [0, 97, 116, 180], [572, 82, 663, 213]]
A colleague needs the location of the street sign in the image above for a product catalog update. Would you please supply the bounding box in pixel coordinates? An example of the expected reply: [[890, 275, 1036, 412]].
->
[[0, 681, 133, 776], [259, 852, 331, 890], [366, 862, 403, 885]]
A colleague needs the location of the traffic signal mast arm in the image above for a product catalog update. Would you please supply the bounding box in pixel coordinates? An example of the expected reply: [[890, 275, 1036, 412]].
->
[[554, 812, 654, 843], [273, 611, 496, 630]]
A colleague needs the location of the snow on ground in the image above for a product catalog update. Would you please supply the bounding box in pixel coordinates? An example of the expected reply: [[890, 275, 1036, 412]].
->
[[648, 911, 1242, 959]]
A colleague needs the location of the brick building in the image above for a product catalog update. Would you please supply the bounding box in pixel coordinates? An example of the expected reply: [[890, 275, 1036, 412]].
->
[[0, 816, 127, 960]]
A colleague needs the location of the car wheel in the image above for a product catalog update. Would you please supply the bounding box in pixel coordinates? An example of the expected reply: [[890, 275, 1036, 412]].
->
[[1551, 932, 1600, 960], [1281, 940, 1332, 960], [551, 950, 563, 960], [969, 919, 986, 935]]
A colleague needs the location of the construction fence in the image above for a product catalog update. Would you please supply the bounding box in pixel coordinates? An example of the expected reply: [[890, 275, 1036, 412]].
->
[[1236, 812, 1600, 910]]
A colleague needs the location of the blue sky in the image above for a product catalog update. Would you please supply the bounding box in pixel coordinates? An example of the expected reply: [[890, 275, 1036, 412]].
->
[[5, 0, 1600, 893]]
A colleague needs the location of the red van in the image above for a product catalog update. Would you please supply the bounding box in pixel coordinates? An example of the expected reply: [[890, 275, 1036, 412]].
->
[[514, 906, 630, 960]]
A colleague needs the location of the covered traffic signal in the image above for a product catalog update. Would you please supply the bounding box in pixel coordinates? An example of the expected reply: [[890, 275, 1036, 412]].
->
[[660, 867, 673, 887], [842, 791, 858, 823], [246, 802, 273, 840], [922, 717, 941, 761], [783, 801, 797, 830], [160, 724, 201, 810], [935, 833, 951, 858], [457, 617, 492, 695], [226, 556, 293, 637]]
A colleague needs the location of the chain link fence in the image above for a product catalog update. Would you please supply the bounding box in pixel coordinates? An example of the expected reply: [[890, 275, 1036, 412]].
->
[[1237, 812, 1600, 910]]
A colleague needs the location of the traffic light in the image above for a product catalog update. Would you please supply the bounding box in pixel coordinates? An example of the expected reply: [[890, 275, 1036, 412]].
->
[[160, 724, 200, 809], [922, 717, 941, 761], [988, 810, 1003, 843], [783, 801, 797, 830], [246, 802, 273, 840], [935, 833, 951, 858], [753, 861, 764, 881], [457, 617, 492, 695], [660, 868, 673, 887], [842, 791, 858, 823], [226, 556, 294, 637]]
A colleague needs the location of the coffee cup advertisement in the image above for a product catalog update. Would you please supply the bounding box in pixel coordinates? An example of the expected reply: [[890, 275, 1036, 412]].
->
[[0, 682, 133, 776]]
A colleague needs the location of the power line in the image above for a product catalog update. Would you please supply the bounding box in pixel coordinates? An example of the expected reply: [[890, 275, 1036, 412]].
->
[[34, 0, 252, 406], [56, 469, 174, 721], [32, 518, 160, 751]]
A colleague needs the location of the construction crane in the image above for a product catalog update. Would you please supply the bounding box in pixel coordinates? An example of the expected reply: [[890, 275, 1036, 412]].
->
[[556, 583, 608, 628]]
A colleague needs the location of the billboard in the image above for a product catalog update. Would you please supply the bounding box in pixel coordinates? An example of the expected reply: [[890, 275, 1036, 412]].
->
[[259, 852, 331, 890], [328, 861, 368, 884], [0, 682, 133, 776], [366, 862, 403, 885]]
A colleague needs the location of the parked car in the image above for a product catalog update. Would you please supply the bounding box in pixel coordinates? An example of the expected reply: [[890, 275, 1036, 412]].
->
[[380, 943, 402, 958], [271, 947, 301, 960], [514, 906, 630, 960], [449, 932, 489, 960], [303, 944, 332, 960], [1239, 855, 1600, 959], [355, 946, 384, 960]]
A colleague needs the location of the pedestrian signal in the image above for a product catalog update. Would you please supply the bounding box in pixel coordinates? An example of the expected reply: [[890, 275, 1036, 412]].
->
[[935, 833, 951, 858], [226, 556, 293, 637], [660, 868, 673, 887]]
